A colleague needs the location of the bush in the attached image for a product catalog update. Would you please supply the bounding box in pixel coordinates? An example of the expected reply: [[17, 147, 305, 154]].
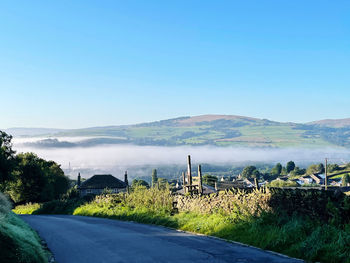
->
[[0, 192, 47, 263]]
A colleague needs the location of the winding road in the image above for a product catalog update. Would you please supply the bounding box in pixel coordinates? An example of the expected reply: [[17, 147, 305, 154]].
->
[[21, 215, 303, 263]]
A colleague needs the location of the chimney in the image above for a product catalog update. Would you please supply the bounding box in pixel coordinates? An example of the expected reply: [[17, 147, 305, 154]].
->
[[77, 173, 81, 187], [124, 171, 128, 186]]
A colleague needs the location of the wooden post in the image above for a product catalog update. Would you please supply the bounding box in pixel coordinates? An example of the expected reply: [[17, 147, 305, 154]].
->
[[187, 155, 192, 186], [77, 172, 81, 187], [182, 172, 186, 193], [198, 165, 203, 194], [325, 158, 328, 190], [254, 178, 258, 189], [214, 181, 218, 191]]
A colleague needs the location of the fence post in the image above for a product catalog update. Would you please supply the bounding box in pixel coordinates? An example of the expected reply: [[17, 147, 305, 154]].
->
[[198, 164, 203, 195]]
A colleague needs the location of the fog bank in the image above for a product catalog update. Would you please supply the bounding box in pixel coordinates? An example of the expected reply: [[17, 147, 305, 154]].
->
[[13, 143, 350, 171]]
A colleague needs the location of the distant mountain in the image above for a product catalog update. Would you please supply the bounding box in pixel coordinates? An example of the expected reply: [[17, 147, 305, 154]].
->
[[307, 118, 350, 128], [6, 115, 350, 148]]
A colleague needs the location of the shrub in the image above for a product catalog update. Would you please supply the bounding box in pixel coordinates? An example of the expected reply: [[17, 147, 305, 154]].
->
[[0, 192, 47, 263]]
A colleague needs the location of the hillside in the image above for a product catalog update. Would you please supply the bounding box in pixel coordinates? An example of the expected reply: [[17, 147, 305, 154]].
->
[[308, 118, 350, 128], [8, 114, 350, 148]]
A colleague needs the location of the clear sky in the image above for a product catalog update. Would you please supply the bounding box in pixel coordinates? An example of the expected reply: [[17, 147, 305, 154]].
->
[[1, 1, 350, 128]]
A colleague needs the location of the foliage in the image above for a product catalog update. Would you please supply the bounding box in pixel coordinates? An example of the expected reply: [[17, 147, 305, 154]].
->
[[6, 152, 69, 204], [0, 192, 47, 263], [328, 164, 342, 173], [306, 163, 324, 175], [12, 203, 41, 214], [15, 187, 350, 263], [202, 174, 218, 187], [268, 180, 299, 187], [286, 161, 296, 173], [289, 166, 306, 176], [343, 174, 350, 187], [131, 179, 149, 188], [151, 169, 158, 187], [241, 166, 258, 179], [271, 163, 282, 176], [0, 131, 15, 185]]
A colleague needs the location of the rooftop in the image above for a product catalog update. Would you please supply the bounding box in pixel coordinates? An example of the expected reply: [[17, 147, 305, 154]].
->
[[79, 174, 127, 189]]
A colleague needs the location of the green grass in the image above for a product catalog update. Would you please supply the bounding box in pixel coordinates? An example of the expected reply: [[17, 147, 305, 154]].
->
[[72, 200, 350, 263], [14, 187, 350, 263], [13, 203, 41, 214], [0, 192, 47, 263]]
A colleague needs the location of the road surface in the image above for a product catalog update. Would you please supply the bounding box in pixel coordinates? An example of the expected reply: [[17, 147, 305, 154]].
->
[[21, 215, 303, 263]]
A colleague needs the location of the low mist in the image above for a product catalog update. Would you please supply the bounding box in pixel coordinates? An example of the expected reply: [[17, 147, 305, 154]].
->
[[12, 137, 350, 180]]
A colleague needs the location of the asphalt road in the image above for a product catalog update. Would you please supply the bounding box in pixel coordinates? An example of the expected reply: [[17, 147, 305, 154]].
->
[[21, 215, 303, 263]]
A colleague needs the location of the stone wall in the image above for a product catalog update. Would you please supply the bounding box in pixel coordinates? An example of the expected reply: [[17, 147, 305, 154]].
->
[[175, 188, 272, 216], [175, 187, 350, 223]]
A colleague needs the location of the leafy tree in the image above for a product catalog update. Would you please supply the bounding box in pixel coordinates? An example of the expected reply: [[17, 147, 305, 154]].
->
[[306, 163, 324, 175], [241, 166, 257, 179], [342, 173, 350, 187], [0, 131, 16, 185], [252, 169, 260, 179], [286, 161, 296, 173], [202, 174, 218, 187], [290, 166, 306, 176], [8, 153, 46, 203], [271, 163, 282, 176], [7, 153, 69, 204], [132, 179, 149, 188], [157, 178, 168, 189], [151, 169, 158, 187]]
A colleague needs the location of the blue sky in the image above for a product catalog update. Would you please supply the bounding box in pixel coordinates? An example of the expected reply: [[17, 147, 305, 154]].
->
[[1, 1, 350, 128]]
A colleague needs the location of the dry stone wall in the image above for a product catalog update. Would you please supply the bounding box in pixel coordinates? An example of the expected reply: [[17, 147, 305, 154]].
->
[[175, 187, 350, 223], [175, 188, 272, 216]]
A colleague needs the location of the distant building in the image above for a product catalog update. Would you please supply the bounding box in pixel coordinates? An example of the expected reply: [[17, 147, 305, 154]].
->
[[78, 174, 128, 196]]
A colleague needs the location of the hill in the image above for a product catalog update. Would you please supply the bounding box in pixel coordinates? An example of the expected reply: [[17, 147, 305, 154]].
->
[[8, 114, 350, 148], [307, 118, 350, 128]]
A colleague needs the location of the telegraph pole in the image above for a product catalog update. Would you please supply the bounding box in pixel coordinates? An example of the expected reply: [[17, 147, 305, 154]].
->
[[325, 158, 328, 190]]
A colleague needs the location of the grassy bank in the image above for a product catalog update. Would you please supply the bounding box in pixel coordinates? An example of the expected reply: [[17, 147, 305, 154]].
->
[[0, 192, 47, 263], [14, 187, 350, 263]]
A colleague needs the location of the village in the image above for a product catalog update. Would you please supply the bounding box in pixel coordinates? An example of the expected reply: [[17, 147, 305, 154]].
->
[[76, 155, 350, 197]]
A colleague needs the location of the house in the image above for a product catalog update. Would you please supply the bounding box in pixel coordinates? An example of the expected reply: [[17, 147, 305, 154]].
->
[[329, 178, 342, 187], [298, 174, 325, 186], [310, 174, 324, 185], [78, 173, 128, 196], [297, 176, 314, 185]]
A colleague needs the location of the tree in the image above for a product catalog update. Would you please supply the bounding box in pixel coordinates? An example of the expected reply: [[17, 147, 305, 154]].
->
[[342, 173, 350, 187], [306, 163, 324, 175], [241, 166, 257, 179], [290, 166, 306, 176], [271, 163, 282, 176], [151, 169, 158, 188], [7, 153, 69, 204], [8, 153, 46, 203], [202, 174, 218, 187], [157, 178, 168, 189], [286, 161, 296, 173], [132, 179, 149, 188], [0, 131, 16, 185], [252, 169, 260, 179]]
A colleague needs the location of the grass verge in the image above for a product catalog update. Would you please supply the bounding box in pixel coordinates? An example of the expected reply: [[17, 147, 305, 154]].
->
[[14, 187, 350, 263], [1, 192, 47, 263]]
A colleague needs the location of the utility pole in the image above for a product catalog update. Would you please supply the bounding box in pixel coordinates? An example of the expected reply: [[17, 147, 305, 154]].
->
[[325, 158, 328, 190]]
